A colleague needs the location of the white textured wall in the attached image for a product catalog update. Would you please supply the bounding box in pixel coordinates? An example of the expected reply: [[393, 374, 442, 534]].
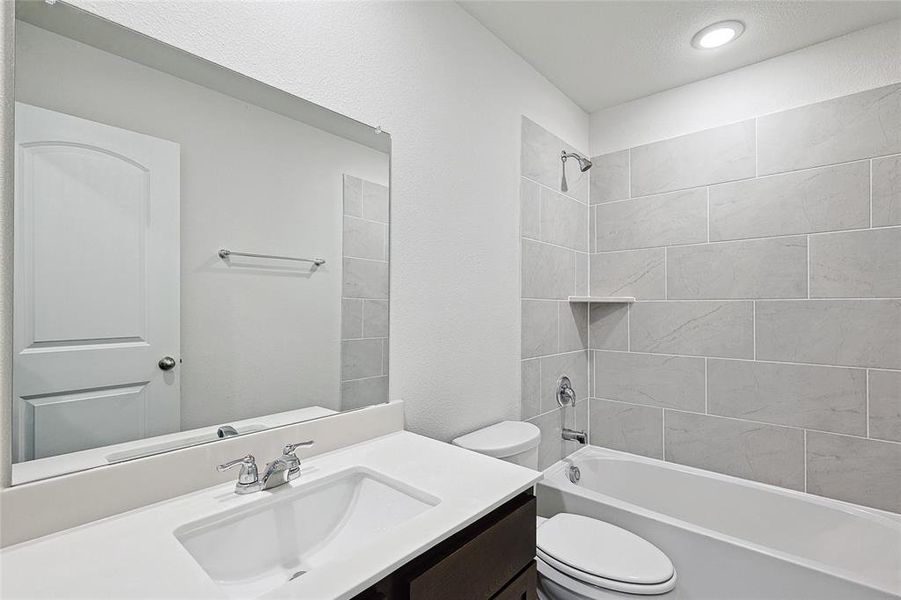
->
[[44, 0, 589, 442], [590, 19, 901, 156]]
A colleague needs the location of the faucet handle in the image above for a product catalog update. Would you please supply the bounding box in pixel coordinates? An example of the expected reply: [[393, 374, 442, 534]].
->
[[217, 454, 260, 493], [283, 441, 314, 455], [281, 441, 313, 481]]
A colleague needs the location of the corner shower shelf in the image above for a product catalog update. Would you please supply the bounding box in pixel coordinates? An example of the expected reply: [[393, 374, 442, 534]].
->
[[568, 296, 636, 304]]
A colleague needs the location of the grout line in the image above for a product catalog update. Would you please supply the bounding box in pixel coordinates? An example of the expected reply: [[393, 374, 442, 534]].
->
[[803, 430, 808, 493], [869, 159, 873, 229], [866, 369, 870, 439], [754, 117, 759, 177], [525, 296, 901, 302], [706, 187, 710, 243], [806, 235, 811, 299], [593, 395, 899, 441], [704, 358, 708, 413], [752, 301, 757, 360], [590, 224, 901, 255], [662, 409, 666, 461], [522, 235, 589, 254], [521, 174, 587, 205], [590, 348, 898, 372], [663, 247, 668, 300], [626, 304, 631, 352], [628, 148, 633, 199]]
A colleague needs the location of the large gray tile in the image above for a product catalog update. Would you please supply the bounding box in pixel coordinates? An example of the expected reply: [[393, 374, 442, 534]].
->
[[595, 189, 707, 251], [756, 300, 901, 369], [869, 370, 901, 443], [521, 299, 557, 359], [589, 206, 597, 253], [873, 154, 901, 227], [540, 186, 589, 251], [522, 239, 575, 299], [521, 178, 540, 239], [341, 338, 383, 380], [361, 180, 389, 224], [362, 299, 389, 338], [343, 174, 362, 218], [590, 248, 665, 300], [630, 301, 754, 359], [707, 359, 866, 435], [757, 84, 901, 175], [594, 351, 705, 411], [709, 161, 870, 241], [528, 400, 589, 470], [590, 150, 630, 204], [341, 376, 388, 410], [540, 351, 589, 413], [667, 237, 808, 299], [665, 411, 805, 490], [590, 398, 663, 459], [559, 302, 589, 353], [806, 432, 901, 513], [342, 298, 363, 339], [631, 120, 755, 197], [343, 216, 387, 261], [381, 338, 389, 376], [343, 258, 388, 299], [809, 228, 901, 298], [528, 407, 566, 470], [588, 304, 628, 351], [575, 252, 589, 296], [522, 359, 541, 420], [522, 117, 588, 203]]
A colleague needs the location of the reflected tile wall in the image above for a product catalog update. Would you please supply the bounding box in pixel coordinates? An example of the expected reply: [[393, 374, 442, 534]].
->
[[341, 175, 389, 409], [587, 84, 901, 512]]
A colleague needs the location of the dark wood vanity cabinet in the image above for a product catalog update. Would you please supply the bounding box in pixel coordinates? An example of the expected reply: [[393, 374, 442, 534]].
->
[[352, 492, 537, 600]]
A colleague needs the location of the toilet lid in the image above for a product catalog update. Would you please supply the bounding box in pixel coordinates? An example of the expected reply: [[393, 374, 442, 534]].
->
[[451, 421, 540, 458], [536, 513, 674, 586]]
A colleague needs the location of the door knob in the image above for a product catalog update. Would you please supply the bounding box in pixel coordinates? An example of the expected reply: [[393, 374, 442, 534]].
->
[[158, 356, 177, 371]]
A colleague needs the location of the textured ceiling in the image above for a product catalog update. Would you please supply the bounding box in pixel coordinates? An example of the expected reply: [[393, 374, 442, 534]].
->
[[459, 1, 901, 112]]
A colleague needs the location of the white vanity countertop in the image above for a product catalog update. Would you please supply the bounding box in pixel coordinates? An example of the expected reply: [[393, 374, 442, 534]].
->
[[1, 430, 541, 600]]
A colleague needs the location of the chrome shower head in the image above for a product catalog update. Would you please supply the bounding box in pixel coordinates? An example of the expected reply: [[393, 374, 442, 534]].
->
[[560, 151, 592, 192]]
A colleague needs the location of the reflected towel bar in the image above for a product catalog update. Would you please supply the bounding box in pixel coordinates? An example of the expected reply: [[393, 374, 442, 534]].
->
[[218, 249, 325, 266]]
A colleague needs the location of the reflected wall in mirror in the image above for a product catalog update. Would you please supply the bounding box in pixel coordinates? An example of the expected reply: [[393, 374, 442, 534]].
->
[[10, 2, 390, 484]]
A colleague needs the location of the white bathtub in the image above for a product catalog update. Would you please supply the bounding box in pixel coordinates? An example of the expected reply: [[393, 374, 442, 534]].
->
[[537, 446, 901, 599]]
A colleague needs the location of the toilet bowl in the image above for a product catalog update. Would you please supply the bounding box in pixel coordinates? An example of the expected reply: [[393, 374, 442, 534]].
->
[[453, 422, 678, 599]]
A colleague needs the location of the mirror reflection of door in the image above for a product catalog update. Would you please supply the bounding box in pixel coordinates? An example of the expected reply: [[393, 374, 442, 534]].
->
[[13, 102, 180, 462]]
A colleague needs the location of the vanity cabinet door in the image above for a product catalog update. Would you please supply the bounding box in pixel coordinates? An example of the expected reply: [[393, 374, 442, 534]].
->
[[352, 492, 536, 600], [408, 494, 536, 600], [492, 561, 538, 600]]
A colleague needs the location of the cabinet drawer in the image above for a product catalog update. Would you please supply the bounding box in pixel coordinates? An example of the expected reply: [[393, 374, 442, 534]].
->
[[492, 561, 537, 600], [409, 494, 536, 600]]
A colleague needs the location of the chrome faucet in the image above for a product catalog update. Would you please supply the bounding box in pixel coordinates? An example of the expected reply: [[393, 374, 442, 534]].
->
[[562, 428, 587, 444], [217, 441, 314, 494]]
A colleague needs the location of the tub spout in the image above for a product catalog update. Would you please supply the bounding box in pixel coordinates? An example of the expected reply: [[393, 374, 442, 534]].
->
[[562, 428, 587, 444]]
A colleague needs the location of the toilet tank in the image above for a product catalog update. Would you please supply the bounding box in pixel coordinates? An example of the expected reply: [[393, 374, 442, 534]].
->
[[452, 421, 541, 470]]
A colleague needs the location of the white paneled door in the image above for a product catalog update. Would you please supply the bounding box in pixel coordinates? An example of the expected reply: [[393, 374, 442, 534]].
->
[[13, 103, 180, 461]]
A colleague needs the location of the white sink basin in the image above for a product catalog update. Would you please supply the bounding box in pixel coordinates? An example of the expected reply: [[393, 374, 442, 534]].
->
[[174, 467, 440, 598]]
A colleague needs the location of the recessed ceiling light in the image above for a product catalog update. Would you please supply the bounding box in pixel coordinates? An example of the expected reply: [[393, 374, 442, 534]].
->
[[691, 20, 745, 50]]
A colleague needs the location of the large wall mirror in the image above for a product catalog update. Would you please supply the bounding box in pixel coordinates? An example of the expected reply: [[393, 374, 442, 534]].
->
[[9, 1, 390, 484]]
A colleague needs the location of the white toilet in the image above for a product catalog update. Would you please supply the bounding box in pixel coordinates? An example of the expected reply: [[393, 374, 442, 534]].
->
[[453, 421, 678, 599]]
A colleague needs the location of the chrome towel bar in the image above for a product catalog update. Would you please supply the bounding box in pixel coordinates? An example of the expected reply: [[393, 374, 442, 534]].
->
[[218, 249, 325, 266]]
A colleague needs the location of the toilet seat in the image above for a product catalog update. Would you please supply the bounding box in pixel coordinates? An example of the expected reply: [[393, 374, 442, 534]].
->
[[536, 513, 677, 596]]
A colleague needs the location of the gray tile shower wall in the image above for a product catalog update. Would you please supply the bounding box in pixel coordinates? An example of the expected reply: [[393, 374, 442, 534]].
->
[[520, 118, 589, 468], [587, 83, 901, 513], [341, 175, 389, 410]]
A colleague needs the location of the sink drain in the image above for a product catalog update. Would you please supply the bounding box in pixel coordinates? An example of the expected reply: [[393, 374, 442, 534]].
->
[[288, 571, 307, 582]]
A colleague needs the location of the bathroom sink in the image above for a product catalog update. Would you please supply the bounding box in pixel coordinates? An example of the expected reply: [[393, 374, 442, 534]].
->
[[174, 467, 439, 598]]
